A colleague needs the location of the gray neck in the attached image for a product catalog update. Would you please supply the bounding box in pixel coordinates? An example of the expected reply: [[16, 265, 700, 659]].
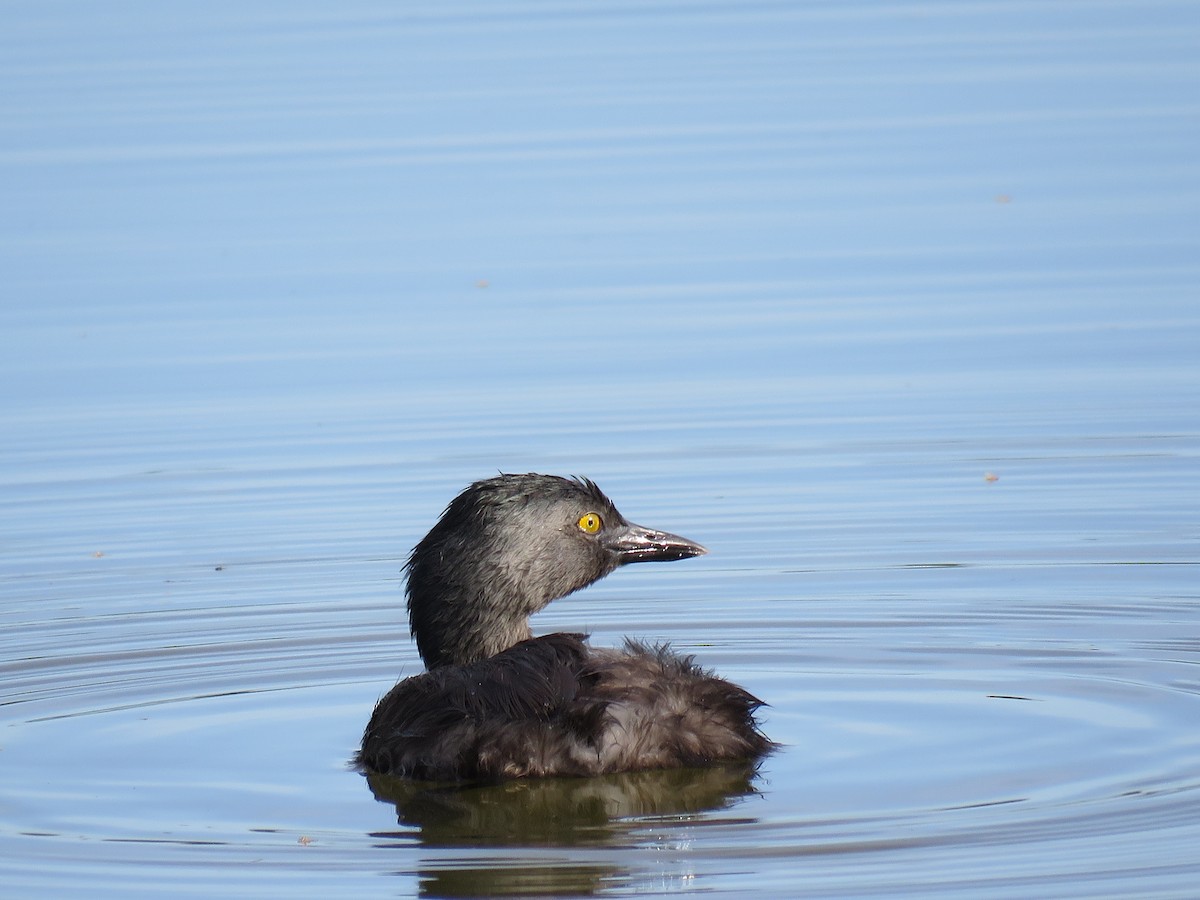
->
[[410, 585, 535, 669]]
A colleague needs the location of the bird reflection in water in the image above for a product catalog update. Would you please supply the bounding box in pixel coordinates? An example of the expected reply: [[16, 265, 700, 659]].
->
[[364, 763, 765, 897]]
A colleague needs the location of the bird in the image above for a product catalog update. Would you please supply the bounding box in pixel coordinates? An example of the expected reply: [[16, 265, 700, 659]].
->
[[357, 473, 772, 781]]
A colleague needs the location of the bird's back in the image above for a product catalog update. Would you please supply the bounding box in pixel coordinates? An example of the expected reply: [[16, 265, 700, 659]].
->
[[357, 633, 771, 781]]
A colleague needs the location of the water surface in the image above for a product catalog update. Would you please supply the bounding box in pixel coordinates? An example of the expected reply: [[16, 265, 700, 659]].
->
[[2, 2, 1198, 897]]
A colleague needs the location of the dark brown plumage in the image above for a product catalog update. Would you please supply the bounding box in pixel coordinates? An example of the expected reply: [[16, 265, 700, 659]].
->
[[357, 474, 772, 781]]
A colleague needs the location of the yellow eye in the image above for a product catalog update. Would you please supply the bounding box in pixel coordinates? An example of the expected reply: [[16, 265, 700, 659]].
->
[[577, 512, 603, 534]]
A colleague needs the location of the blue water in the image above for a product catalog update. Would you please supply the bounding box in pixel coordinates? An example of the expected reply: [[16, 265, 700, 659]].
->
[[2, 3, 1198, 897]]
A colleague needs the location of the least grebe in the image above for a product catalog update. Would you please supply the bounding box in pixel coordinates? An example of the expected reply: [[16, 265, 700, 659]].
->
[[357, 474, 772, 780]]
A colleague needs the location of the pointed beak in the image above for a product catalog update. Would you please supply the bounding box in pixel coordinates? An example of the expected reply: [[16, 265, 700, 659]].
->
[[604, 521, 708, 565]]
